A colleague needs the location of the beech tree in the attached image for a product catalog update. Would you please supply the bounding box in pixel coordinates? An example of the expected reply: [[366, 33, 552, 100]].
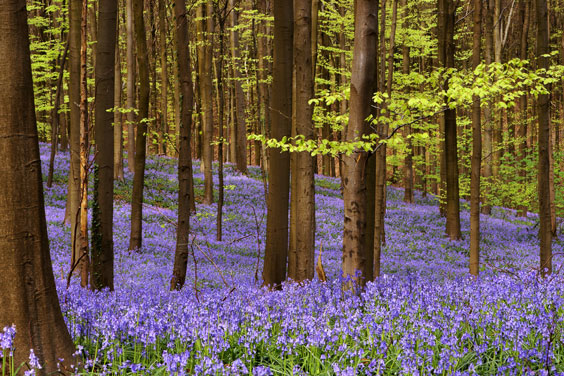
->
[[262, 0, 293, 288], [0, 0, 75, 371], [341, 0, 378, 286], [92, 0, 117, 290]]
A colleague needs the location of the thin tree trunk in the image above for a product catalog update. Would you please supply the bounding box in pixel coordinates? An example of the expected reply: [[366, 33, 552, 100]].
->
[[47, 41, 69, 188], [517, 0, 529, 217], [126, 0, 136, 172], [159, 0, 168, 155], [401, 0, 413, 204], [129, 0, 150, 251], [262, 0, 293, 288], [170, 0, 194, 290], [469, 0, 482, 276], [79, 0, 90, 287], [537, 0, 552, 275], [482, 0, 494, 215], [114, 30, 125, 181]]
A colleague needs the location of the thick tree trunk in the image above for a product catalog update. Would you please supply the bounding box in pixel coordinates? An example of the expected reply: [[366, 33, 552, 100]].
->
[[126, 0, 136, 172], [92, 0, 116, 291], [439, 0, 461, 240], [288, 0, 315, 282], [341, 0, 378, 287], [170, 0, 194, 290], [262, 0, 293, 288], [128, 0, 150, 251], [469, 0, 482, 276], [536, 0, 552, 276], [0, 3, 76, 372]]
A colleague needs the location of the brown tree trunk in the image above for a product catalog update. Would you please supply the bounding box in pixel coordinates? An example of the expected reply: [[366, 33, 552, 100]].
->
[[114, 31, 125, 181], [230, 0, 248, 174], [517, 0, 529, 217], [439, 0, 461, 240], [92, 0, 117, 291], [262, 0, 293, 288], [288, 0, 315, 282], [257, 0, 271, 173], [125, 0, 135, 172], [159, 0, 168, 155], [0, 2, 76, 371], [481, 0, 494, 215], [469, 0, 482, 276], [67, 0, 82, 273], [341, 0, 378, 286], [401, 0, 413, 204], [79, 0, 90, 287], [170, 0, 194, 290], [128, 0, 150, 251], [197, 3, 214, 204], [537, 0, 552, 275]]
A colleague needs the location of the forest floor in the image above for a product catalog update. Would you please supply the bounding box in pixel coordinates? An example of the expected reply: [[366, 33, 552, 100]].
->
[[40, 144, 564, 375]]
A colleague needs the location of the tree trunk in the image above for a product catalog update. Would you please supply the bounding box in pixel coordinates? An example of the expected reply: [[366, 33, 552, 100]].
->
[[114, 31, 125, 181], [129, 0, 150, 251], [288, 0, 315, 283], [469, 0, 482, 277], [481, 0, 494, 215], [92, 0, 117, 291], [341, 0, 378, 287], [170, 0, 194, 290], [262, 0, 293, 288], [197, 3, 214, 204], [536, 0, 552, 276], [126, 0, 136, 172], [0, 3, 76, 371], [401, 0, 413, 204], [517, 0, 529, 217], [230, 0, 248, 174], [159, 0, 168, 155], [67, 0, 82, 274], [439, 0, 461, 240]]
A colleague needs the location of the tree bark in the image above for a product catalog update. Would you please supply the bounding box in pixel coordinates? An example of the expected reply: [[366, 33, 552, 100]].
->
[[469, 0, 482, 276], [536, 0, 552, 276], [517, 0, 529, 217], [439, 0, 461, 240], [341, 0, 378, 287], [92, 0, 117, 291], [67, 0, 82, 273], [401, 0, 413, 204], [128, 0, 150, 251], [288, 0, 315, 282], [262, 0, 293, 288], [230, 0, 248, 174], [114, 30, 125, 181], [481, 0, 494, 215], [197, 3, 214, 204], [126, 0, 136, 172], [170, 0, 194, 290], [159, 0, 169, 155]]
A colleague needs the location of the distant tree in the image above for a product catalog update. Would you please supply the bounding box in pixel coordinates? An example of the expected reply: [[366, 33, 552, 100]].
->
[[92, 0, 117, 290], [263, 0, 293, 288], [126, 0, 136, 172], [469, 0, 482, 277], [341, 0, 378, 286], [536, 0, 552, 276], [0, 0, 76, 371], [170, 0, 194, 290], [129, 0, 151, 251], [288, 0, 315, 282]]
